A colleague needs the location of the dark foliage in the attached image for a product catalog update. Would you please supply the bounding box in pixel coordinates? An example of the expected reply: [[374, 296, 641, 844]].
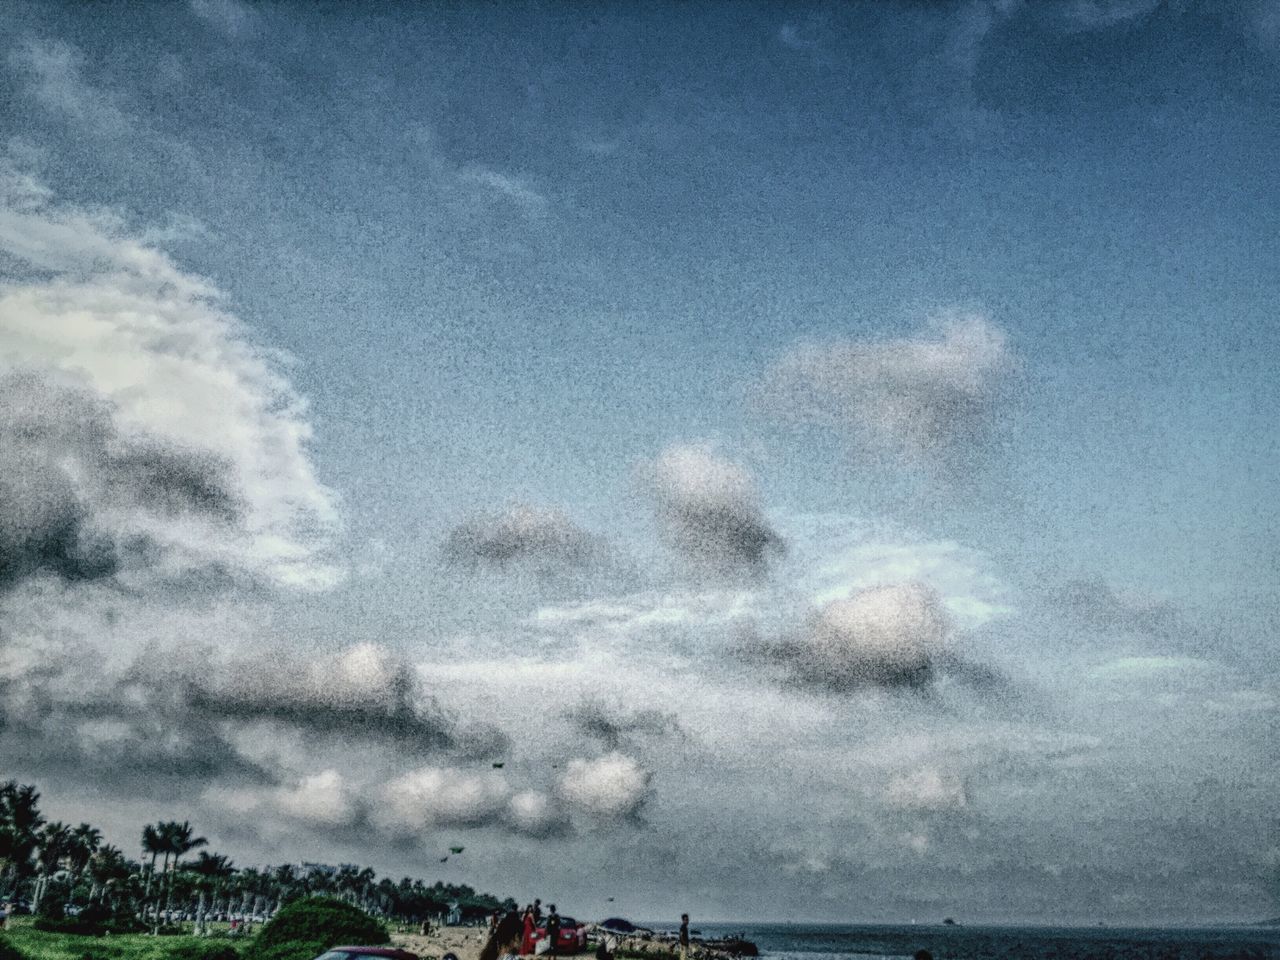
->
[[247, 897, 387, 960]]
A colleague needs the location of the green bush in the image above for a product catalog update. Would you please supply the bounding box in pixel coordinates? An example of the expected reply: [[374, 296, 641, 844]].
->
[[31, 916, 85, 934], [29, 900, 147, 937], [246, 898, 387, 960]]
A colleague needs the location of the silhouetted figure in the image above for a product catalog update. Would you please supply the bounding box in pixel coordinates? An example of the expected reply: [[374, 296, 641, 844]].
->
[[480, 912, 526, 960], [545, 905, 562, 957], [679, 914, 690, 960]]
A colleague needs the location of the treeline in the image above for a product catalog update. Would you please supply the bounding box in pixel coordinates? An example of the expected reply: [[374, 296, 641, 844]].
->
[[0, 780, 516, 933]]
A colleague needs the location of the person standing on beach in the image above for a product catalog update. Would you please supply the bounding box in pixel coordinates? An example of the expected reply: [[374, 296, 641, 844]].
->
[[521, 905, 536, 956], [544, 905, 561, 957], [479, 911, 526, 960], [679, 914, 690, 960], [533, 899, 542, 923]]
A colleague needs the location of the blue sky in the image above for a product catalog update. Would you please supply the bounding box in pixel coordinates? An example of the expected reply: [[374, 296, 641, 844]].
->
[[2, 0, 1279, 925]]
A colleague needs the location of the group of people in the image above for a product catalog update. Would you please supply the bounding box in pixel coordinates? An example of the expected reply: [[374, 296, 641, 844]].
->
[[480, 905, 693, 960], [482, 898, 562, 960]]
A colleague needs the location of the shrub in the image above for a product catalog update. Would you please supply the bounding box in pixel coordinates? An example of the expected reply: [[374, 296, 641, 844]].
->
[[32, 915, 87, 934], [35, 887, 69, 921], [30, 900, 146, 936], [247, 898, 387, 960]]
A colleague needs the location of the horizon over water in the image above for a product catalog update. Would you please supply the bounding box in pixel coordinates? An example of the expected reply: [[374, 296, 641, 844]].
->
[[642, 921, 1280, 960]]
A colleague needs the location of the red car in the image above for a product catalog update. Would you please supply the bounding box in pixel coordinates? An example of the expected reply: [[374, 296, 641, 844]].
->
[[313, 949, 419, 960], [533, 917, 586, 954]]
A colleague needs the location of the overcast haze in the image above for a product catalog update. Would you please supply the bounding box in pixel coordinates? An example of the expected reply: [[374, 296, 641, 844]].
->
[[2, 0, 1279, 927]]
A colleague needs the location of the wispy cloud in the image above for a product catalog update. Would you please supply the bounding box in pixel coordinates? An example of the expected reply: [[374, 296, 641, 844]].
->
[[459, 166, 550, 214], [189, 0, 258, 38], [7, 39, 132, 137], [763, 313, 1014, 467], [443, 504, 598, 572]]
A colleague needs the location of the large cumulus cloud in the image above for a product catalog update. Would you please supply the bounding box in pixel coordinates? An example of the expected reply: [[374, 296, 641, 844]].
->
[[373, 767, 568, 839], [764, 314, 1013, 464], [0, 168, 340, 589], [0, 370, 243, 590], [642, 443, 784, 576], [557, 752, 652, 822], [767, 582, 952, 690], [0, 637, 506, 795]]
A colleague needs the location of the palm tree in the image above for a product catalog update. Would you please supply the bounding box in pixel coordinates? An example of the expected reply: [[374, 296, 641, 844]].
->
[[189, 852, 234, 935], [270, 863, 297, 917], [161, 821, 206, 928], [236, 866, 264, 920], [141, 824, 164, 901], [86, 844, 130, 904], [31, 821, 73, 912], [69, 822, 102, 876], [0, 781, 44, 897]]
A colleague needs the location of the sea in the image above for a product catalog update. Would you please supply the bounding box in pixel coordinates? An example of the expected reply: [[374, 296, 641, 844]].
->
[[674, 922, 1280, 960]]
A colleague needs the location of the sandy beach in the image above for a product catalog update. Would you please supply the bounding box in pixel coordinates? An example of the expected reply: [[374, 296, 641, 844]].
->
[[390, 926, 697, 960]]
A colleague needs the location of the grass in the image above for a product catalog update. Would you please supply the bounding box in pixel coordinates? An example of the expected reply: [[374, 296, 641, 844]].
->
[[1, 918, 245, 960]]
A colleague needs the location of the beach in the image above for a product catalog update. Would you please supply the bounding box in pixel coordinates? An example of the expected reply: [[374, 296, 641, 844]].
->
[[390, 923, 1280, 960]]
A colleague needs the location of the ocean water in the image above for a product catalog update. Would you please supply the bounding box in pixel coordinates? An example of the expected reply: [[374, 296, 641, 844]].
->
[[680, 922, 1280, 960]]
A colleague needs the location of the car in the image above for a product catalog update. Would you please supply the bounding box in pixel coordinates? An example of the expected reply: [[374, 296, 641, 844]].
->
[[311, 949, 420, 960], [534, 918, 586, 954]]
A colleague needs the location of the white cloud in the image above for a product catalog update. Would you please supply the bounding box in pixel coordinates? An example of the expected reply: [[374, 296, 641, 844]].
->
[[884, 767, 969, 813], [791, 582, 952, 690], [1061, 0, 1163, 30], [0, 170, 341, 588], [375, 767, 512, 835], [275, 769, 358, 826], [443, 504, 597, 570], [558, 752, 651, 820], [459, 167, 549, 213], [643, 443, 784, 575], [764, 313, 1013, 463], [506, 790, 568, 837], [189, 0, 258, 37], [8, 39, 131, 136]]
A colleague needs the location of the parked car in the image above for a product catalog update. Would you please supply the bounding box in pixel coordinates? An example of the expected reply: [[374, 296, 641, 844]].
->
[[533, 918, 587, 954], [312, 949, 420, 960]]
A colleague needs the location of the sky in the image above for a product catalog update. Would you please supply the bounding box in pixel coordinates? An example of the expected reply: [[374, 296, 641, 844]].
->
[[1, 0, 1279, 927]]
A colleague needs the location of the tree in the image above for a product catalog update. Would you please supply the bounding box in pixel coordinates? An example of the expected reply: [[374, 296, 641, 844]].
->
[[69, 822, 102, 876], [0, 781, 44, 897], [160, 820, 207, 929], [141, 823, 164, 900], [31, 821, 74, 913], [190, 851, 235, 935], [86, 844, 130, 904]]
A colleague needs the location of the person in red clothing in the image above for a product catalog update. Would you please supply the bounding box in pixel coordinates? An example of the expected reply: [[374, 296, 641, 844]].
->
[[521, 904, 537, 956]]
